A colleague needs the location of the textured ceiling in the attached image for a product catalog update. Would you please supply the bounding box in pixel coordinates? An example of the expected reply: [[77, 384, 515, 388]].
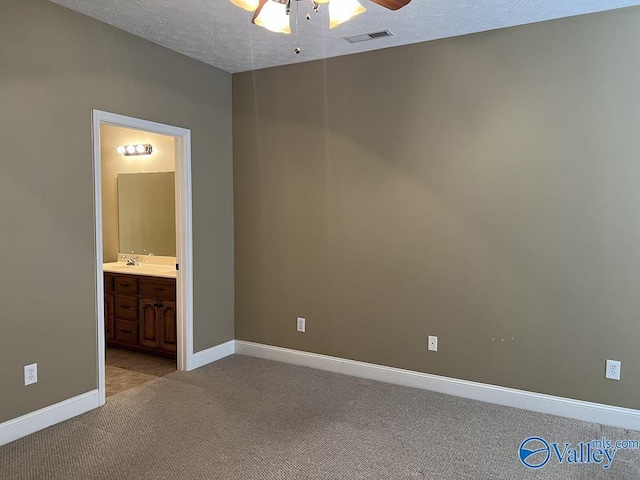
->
[[49, 0, 640, 73]]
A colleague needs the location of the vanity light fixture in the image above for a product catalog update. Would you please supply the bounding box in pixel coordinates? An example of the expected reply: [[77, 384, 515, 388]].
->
[[117, 144, 153, 156]]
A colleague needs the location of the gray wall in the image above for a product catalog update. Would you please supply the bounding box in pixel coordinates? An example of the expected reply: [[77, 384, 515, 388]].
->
[[0, 0, 234, 423], [234, 6, 640, 410]]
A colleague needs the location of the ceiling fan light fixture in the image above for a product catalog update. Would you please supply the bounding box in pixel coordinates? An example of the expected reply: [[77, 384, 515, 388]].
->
[[253, 0, 292, 34], [231, 0, 408, 46], [329, 0, 366, 29], [230, 0, 260, 12]]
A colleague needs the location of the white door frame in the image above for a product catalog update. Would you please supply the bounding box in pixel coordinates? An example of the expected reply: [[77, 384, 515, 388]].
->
[[92, 110, 194, 406]]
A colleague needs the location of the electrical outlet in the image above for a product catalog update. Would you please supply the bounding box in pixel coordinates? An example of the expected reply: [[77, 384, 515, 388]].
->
[[428, 336, 438, 352], [296, 317, 306, 333], [605, 359, 621, 380], [24, 363, 38, 386]]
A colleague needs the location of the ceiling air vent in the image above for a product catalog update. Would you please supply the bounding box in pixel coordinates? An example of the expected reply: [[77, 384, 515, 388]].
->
[[345, 30, 394, 44]]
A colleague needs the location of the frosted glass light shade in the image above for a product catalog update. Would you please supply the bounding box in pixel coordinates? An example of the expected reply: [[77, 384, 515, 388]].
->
[[119, 144, 152, 156], [253, 0, 291, 34], [329, 0, 366, 28], [230, 0, 260, 12]]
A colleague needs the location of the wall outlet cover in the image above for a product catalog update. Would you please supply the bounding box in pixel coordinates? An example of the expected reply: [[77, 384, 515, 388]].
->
[[428, 336, 438, 352], [24, 363, 38, 386], [605, 359, 621, 380]]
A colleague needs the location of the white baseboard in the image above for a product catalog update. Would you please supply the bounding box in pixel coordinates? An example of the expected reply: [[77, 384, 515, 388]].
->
[[0, 390, 100, 446], [0, 340, 235, 445], [189, 340, 235, 370], [4, 342, 636, 447], [235, 341, 640, 431]]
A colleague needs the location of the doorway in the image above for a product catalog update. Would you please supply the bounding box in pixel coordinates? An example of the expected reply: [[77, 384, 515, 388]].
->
[[92, 110, 193, 406]]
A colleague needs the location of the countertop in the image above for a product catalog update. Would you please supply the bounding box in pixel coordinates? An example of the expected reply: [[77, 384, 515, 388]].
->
[[103, 262, 177, 279]]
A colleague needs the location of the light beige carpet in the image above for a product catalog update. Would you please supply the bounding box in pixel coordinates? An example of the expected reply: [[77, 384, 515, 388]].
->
[[1, 355, 639, 479]]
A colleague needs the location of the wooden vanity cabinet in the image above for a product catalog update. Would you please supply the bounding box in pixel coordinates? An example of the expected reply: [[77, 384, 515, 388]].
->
[[140, 299, 177, 353], [139, 277, 178, 354], [104, 274, 115, 340], [104, 272, 176, 359]]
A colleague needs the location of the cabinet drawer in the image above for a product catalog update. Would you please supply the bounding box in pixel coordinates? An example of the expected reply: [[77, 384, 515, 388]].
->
[[140, 278, 176, 301], [114, 275, 139, 295], [114, 320, 138, 345], [115, 295, 138, 320], [104, 274, 114, 294]]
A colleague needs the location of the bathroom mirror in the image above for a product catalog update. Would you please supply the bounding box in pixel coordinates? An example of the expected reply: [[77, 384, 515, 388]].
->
[[117, 172, 176, 256]]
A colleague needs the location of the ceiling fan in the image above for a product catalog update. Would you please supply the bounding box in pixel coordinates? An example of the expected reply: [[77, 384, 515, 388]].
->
[[231, 0, 412, 37], [368, 0, 412, 10]]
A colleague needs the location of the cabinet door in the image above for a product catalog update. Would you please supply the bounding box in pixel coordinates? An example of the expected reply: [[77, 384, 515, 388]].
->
[[139, 298, 159, 348], [104, 293, 115, 340], [158, 301, 177, 353]]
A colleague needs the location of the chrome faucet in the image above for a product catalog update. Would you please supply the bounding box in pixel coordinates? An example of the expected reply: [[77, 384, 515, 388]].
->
[[121, 254, 139, 266]]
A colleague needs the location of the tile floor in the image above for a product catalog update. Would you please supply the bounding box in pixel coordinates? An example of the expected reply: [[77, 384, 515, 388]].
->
[[105, 347, 176, 397]]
